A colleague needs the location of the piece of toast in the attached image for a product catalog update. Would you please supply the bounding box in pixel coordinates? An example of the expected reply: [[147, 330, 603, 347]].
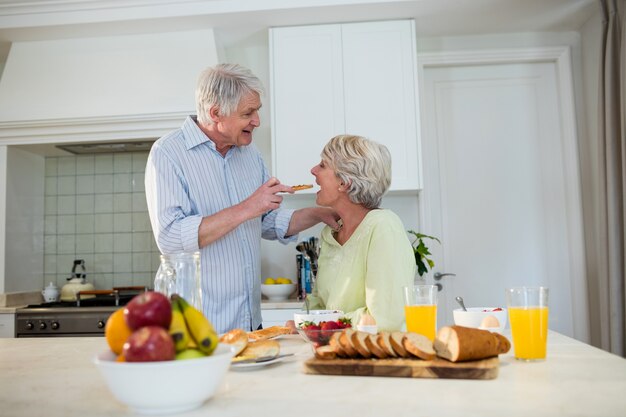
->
[[219, 328, 248, 356], [248, 325, 292, 341], [231, 339, 280, 362], [291, 184, 313, 191], [403, 332, 436, 360]]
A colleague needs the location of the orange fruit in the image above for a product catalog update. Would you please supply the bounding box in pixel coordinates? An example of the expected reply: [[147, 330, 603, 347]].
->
[[105, 308, 133, 355], [116, 354, 126, 362]]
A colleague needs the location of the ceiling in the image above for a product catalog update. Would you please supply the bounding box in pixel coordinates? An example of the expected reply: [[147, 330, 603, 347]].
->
[[0, 0, 599, 47]]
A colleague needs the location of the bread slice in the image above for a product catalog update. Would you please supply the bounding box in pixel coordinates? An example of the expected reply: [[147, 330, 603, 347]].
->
[[219, 328, 248, 356], [314, 345, 337, 360], [232, 339, 280, 362], [403, 332, 436, 360], [351, 330, 372, 358], [389, 331, 411, 358], [434, 325, 510, 362], [338, 328, 359, 358], [364, 334, 388, 359], [329, 332, 348, 357], [248, 325, 292, 341], [376, 331, 398, 357]]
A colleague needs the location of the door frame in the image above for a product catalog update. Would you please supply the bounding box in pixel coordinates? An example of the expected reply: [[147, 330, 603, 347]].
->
[[416, 46, 589, 342]]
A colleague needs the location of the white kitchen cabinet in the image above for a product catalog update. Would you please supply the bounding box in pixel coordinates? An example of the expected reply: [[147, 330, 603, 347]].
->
[[261, 307, 301, 328], [270, 20, 421, 190]]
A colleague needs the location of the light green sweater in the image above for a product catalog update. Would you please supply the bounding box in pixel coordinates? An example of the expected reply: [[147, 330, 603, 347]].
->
[[307, 209, 416, 331]]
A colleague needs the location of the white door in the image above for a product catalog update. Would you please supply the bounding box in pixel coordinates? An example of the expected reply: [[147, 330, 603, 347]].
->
[[419, 53, 586, 339]]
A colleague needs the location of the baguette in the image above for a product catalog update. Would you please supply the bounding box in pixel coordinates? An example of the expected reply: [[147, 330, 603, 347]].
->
[[364, 334, 388, 359], [403, 332, 436, 360], [351, 330, 373, 358], [434, 325, 511, 362], [376, 331, 398, 357], [389, 331, 411, 358], [338, 329, 359, 358]]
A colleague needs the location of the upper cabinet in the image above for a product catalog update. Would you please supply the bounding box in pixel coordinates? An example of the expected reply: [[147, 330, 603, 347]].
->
[[270, 20, 422, 191]]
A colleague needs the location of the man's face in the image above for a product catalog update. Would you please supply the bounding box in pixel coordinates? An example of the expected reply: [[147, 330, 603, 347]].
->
[[212, 91, 261, 149]]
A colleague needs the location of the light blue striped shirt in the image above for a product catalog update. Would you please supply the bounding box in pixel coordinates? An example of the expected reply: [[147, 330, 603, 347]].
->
[[145, 116, 296, 333]]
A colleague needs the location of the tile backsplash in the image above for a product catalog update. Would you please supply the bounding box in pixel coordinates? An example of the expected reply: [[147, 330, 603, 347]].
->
[[44, 152, 161, 290]]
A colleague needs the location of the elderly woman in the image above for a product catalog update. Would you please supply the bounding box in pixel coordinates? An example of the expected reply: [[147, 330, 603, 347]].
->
[[305, 135, 416, 331]]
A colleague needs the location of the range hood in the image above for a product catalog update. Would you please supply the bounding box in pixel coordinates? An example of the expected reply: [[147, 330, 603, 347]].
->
[[0, 29, 220, 145], [56, 141, 155, 155]]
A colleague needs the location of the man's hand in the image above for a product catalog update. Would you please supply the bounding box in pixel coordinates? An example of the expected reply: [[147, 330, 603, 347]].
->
[[241, 177, 293, 219]]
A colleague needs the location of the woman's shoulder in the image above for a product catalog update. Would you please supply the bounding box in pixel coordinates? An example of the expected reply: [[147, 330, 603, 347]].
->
[[365, 209, 404, 225]]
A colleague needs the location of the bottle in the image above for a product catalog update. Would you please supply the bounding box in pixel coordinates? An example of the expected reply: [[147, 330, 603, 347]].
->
[[154, 252, 202, 311]]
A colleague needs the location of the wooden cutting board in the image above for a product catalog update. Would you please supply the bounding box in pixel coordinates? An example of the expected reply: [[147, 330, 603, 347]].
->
[[303, 356, 499, 380]]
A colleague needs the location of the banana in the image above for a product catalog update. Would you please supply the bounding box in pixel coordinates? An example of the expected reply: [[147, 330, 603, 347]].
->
[[169, 298, 191, 352], [172, 294, 219, 355]]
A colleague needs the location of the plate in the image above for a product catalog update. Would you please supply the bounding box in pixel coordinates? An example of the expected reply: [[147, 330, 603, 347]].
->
[[230, 354, 292, 371]]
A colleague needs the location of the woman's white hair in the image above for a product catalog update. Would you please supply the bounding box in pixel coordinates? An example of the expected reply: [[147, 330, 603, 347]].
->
[[321, 135, 392, 209], [195, 63, 264, 125]]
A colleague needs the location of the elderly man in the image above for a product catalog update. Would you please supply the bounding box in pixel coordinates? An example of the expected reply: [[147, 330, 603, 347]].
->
[[145, 63, 338, 333]]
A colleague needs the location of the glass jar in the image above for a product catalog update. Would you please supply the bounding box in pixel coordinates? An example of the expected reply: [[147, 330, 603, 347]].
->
[[154, 252, 202, 311]]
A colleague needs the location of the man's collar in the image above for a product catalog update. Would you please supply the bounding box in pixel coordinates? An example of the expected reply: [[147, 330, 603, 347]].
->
[[182, 115, 217, 151]]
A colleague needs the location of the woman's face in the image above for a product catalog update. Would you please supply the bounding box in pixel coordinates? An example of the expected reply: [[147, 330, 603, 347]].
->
[[311, 159, 342, 207]]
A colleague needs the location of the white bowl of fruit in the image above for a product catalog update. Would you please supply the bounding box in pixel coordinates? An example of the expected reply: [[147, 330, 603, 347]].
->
[[261, 277, 296, 301], [453, 307, 508, 333], [94, 292, 232, 415]]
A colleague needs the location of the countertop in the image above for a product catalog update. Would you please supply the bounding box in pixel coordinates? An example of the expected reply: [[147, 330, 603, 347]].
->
[[1, 331, 625, 417]]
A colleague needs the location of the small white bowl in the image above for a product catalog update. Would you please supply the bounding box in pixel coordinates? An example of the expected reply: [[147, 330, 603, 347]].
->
[[94, 344, 233, 415], [293, 309, 343, 328], [261, 283, 296, 301], [453, 307, 508, 333]]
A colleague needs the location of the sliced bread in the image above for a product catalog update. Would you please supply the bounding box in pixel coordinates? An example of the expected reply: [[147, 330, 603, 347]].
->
[[364, 333, 388, 359], [403, 332, 436, 360], [376, 331, 398, 357], [329, 332, 348, 357], [338, 328, 359, 358], [315, 345, 337, 360], [351, 330, 373, 358], [389, 331, 411, 358]]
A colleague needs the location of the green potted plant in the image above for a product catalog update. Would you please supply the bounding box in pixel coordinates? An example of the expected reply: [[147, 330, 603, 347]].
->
[[407, 230, 440, 278]]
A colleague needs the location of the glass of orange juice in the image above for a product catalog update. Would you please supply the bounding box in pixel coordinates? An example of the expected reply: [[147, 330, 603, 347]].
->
[[403, 285, 437, 341], [506, 287, 549, 361]]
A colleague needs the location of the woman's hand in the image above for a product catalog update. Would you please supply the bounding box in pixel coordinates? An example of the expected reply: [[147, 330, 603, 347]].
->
[[285, 320, 298, 334]]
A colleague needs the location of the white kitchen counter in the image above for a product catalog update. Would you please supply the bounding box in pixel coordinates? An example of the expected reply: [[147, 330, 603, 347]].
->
[[1, 331, 624, 417]]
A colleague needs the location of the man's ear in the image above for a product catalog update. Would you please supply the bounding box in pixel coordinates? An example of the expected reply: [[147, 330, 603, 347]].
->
[[209, 106, 220, 123]]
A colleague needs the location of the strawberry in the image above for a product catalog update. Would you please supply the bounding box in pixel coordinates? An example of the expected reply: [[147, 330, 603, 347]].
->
[[337, 317, 352, 329], [320, 320, 341, 339]]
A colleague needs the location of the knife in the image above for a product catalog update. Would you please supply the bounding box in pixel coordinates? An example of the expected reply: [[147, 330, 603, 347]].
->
[[231, 353, 294, 365]]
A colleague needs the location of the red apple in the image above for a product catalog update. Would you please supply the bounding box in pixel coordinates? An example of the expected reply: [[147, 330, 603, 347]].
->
[[123, 326, 176, 362], [124, 291, 172, 330]]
